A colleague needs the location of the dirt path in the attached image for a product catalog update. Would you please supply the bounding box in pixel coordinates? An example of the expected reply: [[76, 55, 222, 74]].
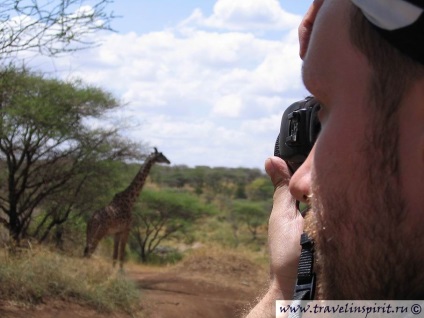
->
[[129, 266, 261, 318], [0, 259, 267, 318]]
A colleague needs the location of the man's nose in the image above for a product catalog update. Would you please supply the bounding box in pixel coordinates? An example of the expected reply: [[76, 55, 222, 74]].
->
[[289, 149, 314, 203]]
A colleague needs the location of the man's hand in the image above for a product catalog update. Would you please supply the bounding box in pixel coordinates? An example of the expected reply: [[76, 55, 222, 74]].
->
[[245, 157, 303, 317], [266, 156, 304, 299]]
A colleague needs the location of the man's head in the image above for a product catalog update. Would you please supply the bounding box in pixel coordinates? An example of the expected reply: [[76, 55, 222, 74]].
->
[[290, 0, 424, 299]]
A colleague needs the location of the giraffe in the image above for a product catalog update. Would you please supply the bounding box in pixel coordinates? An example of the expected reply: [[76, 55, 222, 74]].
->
[[84, 147, 170, 268]]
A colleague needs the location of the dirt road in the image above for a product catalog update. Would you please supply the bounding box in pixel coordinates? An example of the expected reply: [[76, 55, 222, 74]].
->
[[129, 267, 262, 318]]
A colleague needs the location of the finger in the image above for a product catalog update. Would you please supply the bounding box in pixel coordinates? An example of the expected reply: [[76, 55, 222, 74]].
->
[[265, 157, 299, 222], [265, 156, 291, 189]]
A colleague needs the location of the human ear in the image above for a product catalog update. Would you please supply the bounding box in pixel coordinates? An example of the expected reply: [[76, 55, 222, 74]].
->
[[298, 0, 324, 59]]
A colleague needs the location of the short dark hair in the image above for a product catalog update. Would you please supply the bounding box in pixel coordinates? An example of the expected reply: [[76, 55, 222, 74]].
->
[[349, 3, 424, 114], [349, 3, 424, 179]]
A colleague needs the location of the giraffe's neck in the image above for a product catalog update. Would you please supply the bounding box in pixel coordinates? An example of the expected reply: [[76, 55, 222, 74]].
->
[[117, 155, 156, 206]]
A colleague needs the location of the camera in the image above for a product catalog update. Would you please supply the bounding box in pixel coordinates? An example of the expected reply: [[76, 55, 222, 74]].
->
[[274, 96, 321, 173]]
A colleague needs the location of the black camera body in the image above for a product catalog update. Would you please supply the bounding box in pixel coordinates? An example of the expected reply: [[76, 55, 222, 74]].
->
[[274, 96, 321, 172]]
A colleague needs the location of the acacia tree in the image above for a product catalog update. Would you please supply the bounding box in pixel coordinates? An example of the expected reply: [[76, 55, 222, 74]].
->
[[131, 189, 211, 262], [0, 0, 115, 58], [31, 157, 130, 246], [229, 200, 269, 242], [245, 177, 274, 201], [0, 67, 143, 242]]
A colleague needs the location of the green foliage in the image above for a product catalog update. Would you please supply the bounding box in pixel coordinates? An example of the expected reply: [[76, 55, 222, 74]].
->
[[140, 164, 273, 252], [230, 200, 270, 240], [0, 66, 118, 136], [29, 159, 137, 248], [27, 157, 272, 260], [0, 73, 272, 255], [0, 66, 145, 242], [144, 248, 184, 265], [200, 216, 240, 248], [150, 165, 264, 198], [131, 188, 215, 262], [140, 188, 214, 219], [245, 177, 274, 201]]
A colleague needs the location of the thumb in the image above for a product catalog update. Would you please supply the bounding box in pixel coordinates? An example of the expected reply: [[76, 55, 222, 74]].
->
[[265, 156, 298, 222], [265, 156, 291, 189]]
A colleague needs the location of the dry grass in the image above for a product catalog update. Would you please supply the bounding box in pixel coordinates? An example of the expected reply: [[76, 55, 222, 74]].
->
[[173, 245, 269, 288], [0, 246, 140, 313]]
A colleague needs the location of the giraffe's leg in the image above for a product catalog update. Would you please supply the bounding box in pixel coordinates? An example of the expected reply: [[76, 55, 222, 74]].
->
[[113, 233, 121, 267], [118, 230, 130, 269], [84, 218, 94, 257], [84, 237, 101, 258], [84, 218, 106, 258]]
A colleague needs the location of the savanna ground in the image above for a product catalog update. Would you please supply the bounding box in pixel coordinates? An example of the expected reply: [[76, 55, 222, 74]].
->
[[0, 246, 269, 318]]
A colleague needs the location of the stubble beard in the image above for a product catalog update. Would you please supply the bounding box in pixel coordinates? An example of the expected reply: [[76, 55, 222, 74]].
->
[[304, 113, 424, 299]]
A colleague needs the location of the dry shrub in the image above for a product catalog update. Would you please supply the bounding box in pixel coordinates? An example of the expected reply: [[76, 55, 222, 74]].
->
[[0, 246, 140, 313], [174, 245, 268, 287]]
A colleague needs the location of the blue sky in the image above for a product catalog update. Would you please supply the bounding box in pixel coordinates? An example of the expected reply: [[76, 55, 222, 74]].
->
[[109, 1, 311, 33], [24, 0, 313, 169]]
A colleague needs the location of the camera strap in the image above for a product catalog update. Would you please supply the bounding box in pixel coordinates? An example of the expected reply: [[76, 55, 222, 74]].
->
[[293, 232, 315, 300], [288, 233, 315, 318]]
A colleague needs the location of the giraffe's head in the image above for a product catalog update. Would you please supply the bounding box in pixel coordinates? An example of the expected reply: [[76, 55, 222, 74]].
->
[[153, 147, 171, 164]]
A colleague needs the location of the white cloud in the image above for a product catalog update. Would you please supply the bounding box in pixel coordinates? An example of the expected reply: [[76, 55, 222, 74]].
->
[[212, 94, 243, 118], [19, 1, 309, 168], [180, 0, 301, 32]]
